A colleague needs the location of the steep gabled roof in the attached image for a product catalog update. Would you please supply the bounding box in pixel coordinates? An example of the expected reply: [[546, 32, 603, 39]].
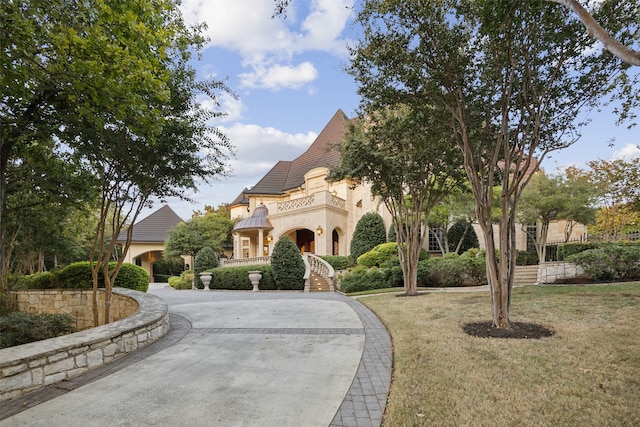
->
[[244, 109, 349, 196], [116, 205, 183, 243]]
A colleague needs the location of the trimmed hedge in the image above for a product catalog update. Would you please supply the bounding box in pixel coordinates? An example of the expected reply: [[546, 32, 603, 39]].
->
[[271, 236, 305, 290], [16, 262, 149, 292], [357, 242, 428, 268], [567, 245, 640, 281], [350, 212, 387, 262], [319, 255, 352, 270], [338, 266, 392, 293], [168, 276, 192, 290], [339, 249, 486, 293], [209, 265, 277, 290], [557, 241, 640, 261], [421, 253, 486, 287]]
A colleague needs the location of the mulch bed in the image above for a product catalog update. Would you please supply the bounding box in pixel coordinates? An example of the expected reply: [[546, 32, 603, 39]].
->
[[463, 321, 554, 339]]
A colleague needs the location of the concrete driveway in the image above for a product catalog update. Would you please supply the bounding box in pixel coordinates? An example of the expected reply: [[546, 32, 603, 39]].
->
[[0, 284, 391, 427]]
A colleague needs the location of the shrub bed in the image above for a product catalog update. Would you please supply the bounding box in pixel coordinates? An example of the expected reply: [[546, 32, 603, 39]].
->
[[0, 312, 76, 349], [209, 265, 277, 290], [168, 276, 192, 290], [557, 240, 640, 261], [15, 262, 149, 292], [567, 245, 640, 281], [339, 249, 486, 293], [319, 255, 352, 270]]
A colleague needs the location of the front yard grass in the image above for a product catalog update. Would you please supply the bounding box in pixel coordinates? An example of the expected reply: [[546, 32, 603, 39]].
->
[[359, 282, 640, 427]]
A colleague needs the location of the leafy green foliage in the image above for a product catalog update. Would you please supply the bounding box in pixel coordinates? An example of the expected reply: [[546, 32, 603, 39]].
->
[[270, 236, 305, 290], [194, 246, 218, 289], [165, 206, 235, 259], [339, 267, 391, 293], [168, 276, 192, 290], [340, 249, 486, 293], [17, 262, 149, 292], [0, 312, 76, 349], [349, 213, 387, 262], [357, 242, 427, 268], [446, 219, 479, 254], [319, 255, 352, 270], [209, 265, 277, 291], [349, 0, 639, 324], [421, 253, 487, 288], [567, 245, 640, 281]]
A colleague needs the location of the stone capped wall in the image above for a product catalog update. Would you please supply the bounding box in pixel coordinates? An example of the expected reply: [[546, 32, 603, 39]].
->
[[0, 288, 168, 400], [537, 262, 585, 284], [9, 289, 139, 330]]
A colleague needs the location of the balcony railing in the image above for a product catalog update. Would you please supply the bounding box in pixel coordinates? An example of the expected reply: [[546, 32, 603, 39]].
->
[[276, 191, 346, 214]]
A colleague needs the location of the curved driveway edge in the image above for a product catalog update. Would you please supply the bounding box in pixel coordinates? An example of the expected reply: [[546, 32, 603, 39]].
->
[[0, 288, 393, 427]]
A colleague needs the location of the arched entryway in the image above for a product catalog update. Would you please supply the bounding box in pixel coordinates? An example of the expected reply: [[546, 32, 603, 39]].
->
[[296, 229, 316, 253]]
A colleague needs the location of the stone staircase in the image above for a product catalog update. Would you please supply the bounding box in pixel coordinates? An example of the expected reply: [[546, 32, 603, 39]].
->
[[309, 271, 331, 292], [513, 265, 539, 286]]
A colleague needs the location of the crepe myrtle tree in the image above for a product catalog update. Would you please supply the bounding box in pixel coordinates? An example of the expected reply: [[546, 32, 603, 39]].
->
[[348, 0, 638, 327], [333, 105, 465, 296]]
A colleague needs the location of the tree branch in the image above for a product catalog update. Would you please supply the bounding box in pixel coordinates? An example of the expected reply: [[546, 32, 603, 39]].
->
[[550, 0, 640, 66]]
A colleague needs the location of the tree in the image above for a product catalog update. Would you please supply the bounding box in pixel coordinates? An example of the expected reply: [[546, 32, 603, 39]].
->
[[165, 206, 235, 261], [273, 0, 640, 66], [349, 212, 387, 262], [334, 106, 464, 295], [2, 139, 98, 280], [447, 219, 479, 255], [270, 236, 305, 290], [2, 1, 234, 324], [349, 0, 638, 327], [518, 171, 595, 262], [586, 157, 640, 239], [428, 186, 479, 255], [194, 246, 218, 288]]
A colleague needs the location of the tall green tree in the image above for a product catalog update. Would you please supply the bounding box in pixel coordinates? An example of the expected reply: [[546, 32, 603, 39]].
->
[[586, 157, 640, 239], [518, 171, 595, 262], [348, 212, 387, 262], [1, 1, 234, 322], [349, 0, 638, 327], [335, 106, 464, 295], [3, 139, 98, 279], [165, 205, 235, 261]]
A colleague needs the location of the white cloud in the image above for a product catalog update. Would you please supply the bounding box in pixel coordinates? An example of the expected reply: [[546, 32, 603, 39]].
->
[[179, 0, 354, 90], [219, 123, 317, 179], [239, 61, 318, 90], [612, 143, 640, 160]]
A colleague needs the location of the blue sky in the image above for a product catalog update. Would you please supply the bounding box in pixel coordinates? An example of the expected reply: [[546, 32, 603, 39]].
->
[[146, 0, 639, 220]]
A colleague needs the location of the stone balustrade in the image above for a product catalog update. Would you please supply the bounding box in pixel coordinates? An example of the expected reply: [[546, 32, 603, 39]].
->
[[305, 253, 335, 291], [220, 256, 271, 268], [0, 288, 168, 400]]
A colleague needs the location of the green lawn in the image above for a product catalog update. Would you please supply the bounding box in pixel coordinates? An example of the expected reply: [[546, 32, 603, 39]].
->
[[359, 282, 640, 427]]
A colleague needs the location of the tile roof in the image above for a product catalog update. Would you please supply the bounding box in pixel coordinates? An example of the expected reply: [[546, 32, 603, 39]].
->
[[244, 109, 349, 196], [116, 205, 183, 243]]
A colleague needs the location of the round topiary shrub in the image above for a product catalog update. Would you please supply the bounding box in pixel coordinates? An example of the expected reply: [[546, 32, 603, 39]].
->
[[271, 236, 305, 290], [350, 212, 387, 262], [447, 219, 479, 254]]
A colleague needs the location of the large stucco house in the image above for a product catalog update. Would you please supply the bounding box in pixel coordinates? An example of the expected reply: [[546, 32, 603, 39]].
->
[[226, 109, 586, 262], [227, 109, 392, 261]]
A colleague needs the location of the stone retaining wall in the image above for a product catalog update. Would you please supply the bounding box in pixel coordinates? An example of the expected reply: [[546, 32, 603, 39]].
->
[[0, 288, 169, 400], [8, 289, 139, 330], [537, 262, 585, 284]]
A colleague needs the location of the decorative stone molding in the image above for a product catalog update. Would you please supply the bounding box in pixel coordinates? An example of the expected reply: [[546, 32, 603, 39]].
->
[[0, 288, 168, 400]]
